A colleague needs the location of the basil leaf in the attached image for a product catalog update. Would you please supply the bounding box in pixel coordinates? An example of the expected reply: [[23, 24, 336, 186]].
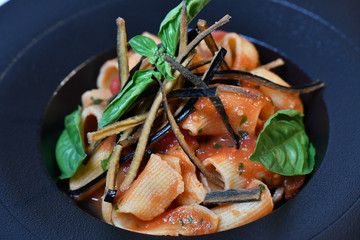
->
[[128, 35, 158, 57], [56, 107, 87, 179], [99, 69, 161, 128], [158, 0, 211, 55], [249, 109, 315, 176], [155, 57, 175, 80]]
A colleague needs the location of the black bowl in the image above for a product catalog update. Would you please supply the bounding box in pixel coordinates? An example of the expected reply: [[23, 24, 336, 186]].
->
[[1, 0, 360, 239]]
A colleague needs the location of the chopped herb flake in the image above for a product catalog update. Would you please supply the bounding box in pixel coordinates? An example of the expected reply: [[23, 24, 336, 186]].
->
[[254, 85, 260, 89], [238, 130, 249, 140], [198, 128, 203, 134], [238, 162, 244, 175], [176, 147, 179, 150], [90, 96, 104, 105], [114, 205, 119, 210], [238, 162, 244, 170], [189, 217, 194, 223], [213, 143, 222, 149], [199, 218, 204, 224], [240, 116, 247, 126], [180, 219, 185, 226]]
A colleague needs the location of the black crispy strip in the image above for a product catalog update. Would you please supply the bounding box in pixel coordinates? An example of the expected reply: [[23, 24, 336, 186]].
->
[[68, 172, 107, 197], [104, 189, 118, 203], [203, 187, 262, 205], [167, 87, 218, 99], [164, 48, 240, 149], [212, 70, 325, 93]]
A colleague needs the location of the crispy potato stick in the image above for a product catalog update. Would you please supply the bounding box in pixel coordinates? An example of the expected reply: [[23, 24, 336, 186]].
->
[[102, 129, 132, 224], [188, 57, 212, 70], [120, 51, 197, 191], [179, 0, 188, 54], [116, 18, 129, 90], [177, 14, 231, 63], [197, 19, 230, 70], [87, 111, 157, 144], [255, 58, 285, 71]]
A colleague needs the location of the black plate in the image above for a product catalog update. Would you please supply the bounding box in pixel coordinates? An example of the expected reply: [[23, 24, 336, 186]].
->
[[1, 0, 360, 239]]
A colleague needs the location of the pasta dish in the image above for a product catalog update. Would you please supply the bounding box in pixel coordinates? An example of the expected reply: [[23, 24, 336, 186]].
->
[[54, 0, 324, 236]]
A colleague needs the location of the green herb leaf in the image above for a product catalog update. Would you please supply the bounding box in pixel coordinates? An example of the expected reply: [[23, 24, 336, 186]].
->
[[56, 107, 87, 179], [99, 69, 161, 128], [101, 152, 113, 171], [249, 109, 315, 176], [239, 116, 247, 126], [158, 0, 211, 55], [128, 35, 158, 57], [155, 57, 175, 80], [213, 143, 222, 149], [180, 219, 185, 226]]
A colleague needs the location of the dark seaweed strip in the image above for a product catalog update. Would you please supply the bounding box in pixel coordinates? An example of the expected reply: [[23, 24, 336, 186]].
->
[[201, 47, 227, 85], [203, 187, 262, 205], [201, 48, 240, 149], [212, 70, 325, 93], [104, 189, 117, 203], [164, 54, 204, 86], [165, 49, 240, 148], [167, 87, 218, 98], [68, 171, 107, 197]]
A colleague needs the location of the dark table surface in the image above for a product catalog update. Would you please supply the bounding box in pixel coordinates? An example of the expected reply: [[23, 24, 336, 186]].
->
[[0, 1, 359, 239]]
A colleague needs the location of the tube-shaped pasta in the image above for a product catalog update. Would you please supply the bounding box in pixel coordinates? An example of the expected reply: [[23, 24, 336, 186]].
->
[[211, 179, 273, 231], [114, 154, 184, 221], [181, 87, 274, 136], [81, 88, 112, 108], [164, 145, 207, 205], [112, 204, 219, 236], [251, 68, 304, 113], [69, 135, 116, 190], [203, 151, 248, 190], [80, 105, 105, 153]]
